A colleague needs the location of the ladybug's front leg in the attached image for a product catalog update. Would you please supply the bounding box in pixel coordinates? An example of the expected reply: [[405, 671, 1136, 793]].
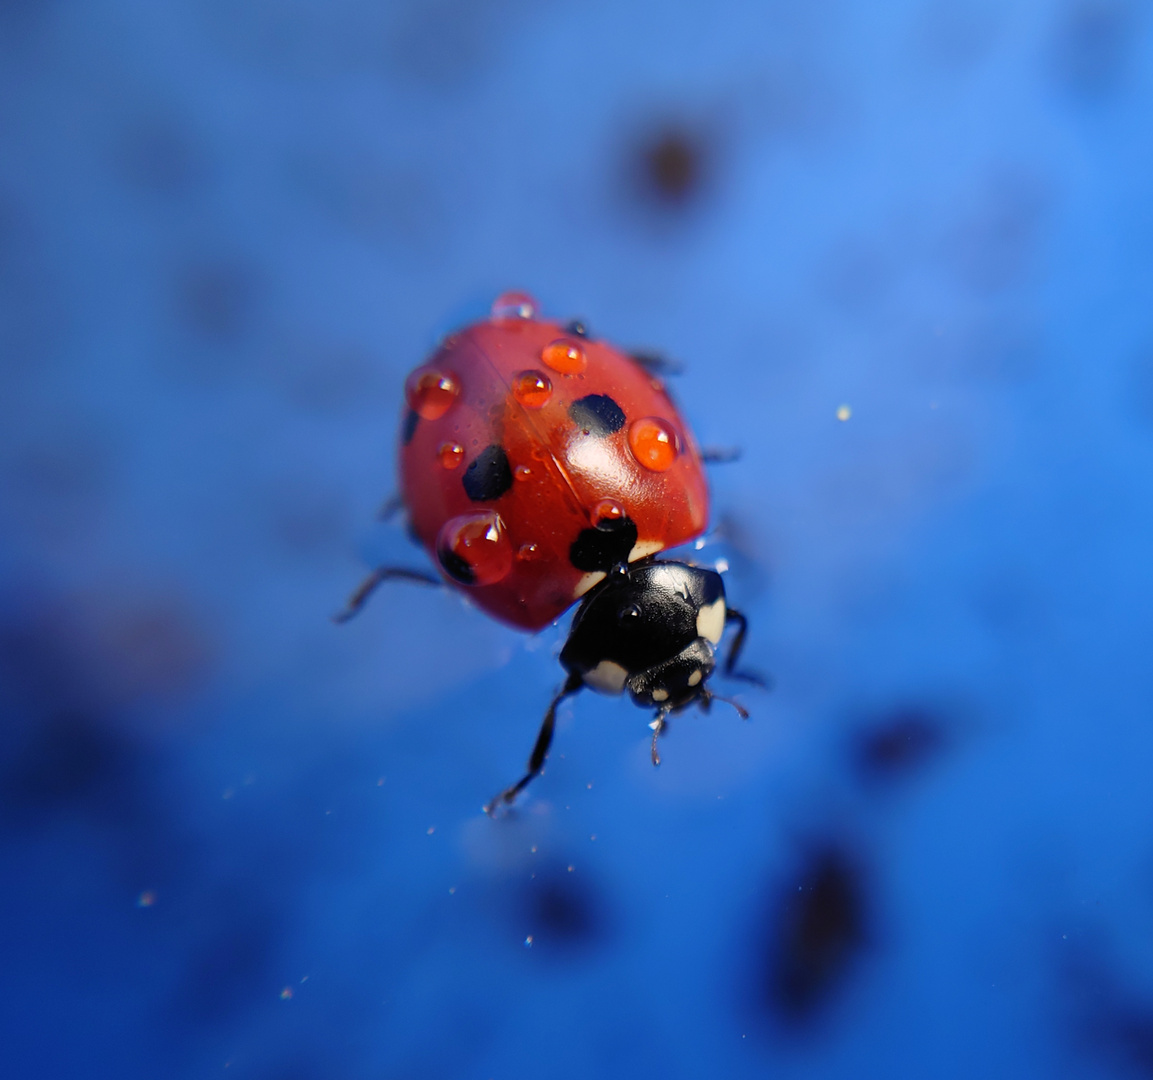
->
[[484, 672, 583, 816]]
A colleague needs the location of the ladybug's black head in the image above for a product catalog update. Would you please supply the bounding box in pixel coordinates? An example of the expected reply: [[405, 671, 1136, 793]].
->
[[560, 561, 727, 711]]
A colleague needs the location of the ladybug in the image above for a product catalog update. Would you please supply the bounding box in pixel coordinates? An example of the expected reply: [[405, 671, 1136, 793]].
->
[[338, 292, 760, 813]]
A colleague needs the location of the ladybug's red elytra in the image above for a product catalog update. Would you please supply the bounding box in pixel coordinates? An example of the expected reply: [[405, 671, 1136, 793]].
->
[[338, 292, 761, 813]]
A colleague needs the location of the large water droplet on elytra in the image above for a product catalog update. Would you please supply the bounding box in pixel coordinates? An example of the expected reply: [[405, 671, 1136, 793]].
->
[[512, 369, 553, 409], [540, 338, 587, 376], [435, 511, 513, 586], [405, 368, 460, 420], [491, 291, 538, 320], [628, 416, 679, 472], [438, 442, 464, 469]]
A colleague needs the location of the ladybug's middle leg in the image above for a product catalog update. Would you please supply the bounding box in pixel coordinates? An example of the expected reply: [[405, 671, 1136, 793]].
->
[[484, 672, 583, 815], [720, 607, 768, 687], [331, 567, 442, 624]]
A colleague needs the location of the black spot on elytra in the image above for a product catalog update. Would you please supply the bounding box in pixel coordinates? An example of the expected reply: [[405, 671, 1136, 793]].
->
[[437, 544, 475, 585], [853, 709, 946, 785], [401, 408, 419, 445], [568, 394, 626, 437], [565, 319, 589, 338], [569, 516, 638, 572], [462, 444, 513, 502], [761, 846, 870, 1027]]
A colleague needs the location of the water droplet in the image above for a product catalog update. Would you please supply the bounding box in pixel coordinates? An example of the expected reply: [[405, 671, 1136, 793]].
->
[[591, 498, 626, 524], [516, 542, 540, 561], [628, 417, 679, 471], [438, 442, 464, 469], [512, 369, 553, 408], [436, 511, 513, 586], [541, 337, 587, 375], [514, 464, 532, 481], [405, 368, 460, 420], [491, 291, 538, 320]]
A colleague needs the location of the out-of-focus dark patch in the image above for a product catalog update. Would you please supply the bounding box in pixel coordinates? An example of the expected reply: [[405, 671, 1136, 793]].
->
[[175, 259, 260, 343], [0, 711, 139, 826], [174, 902, 282, 1026], [1064, 950, 1153, 1076], [519, 865, 608, 954], [852, 709, 946, 785], [116, 118, 205, 196], [1051, 1, 1136, 100], [759, 845, 870, 1027], [636, 127, 708, 207]]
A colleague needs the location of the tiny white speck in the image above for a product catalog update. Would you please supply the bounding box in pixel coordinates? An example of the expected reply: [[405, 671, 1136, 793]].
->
[[524, 935, 533, 948], [567, 864, 575, 872], [836, 404, 851, 421], [449, 887, 456, 895], [426, 826, 435, 835], [714, 557, 729, 573], [649, 719, 661, 730]]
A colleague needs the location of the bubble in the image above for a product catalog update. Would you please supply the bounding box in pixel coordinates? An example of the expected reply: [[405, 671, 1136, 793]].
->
[[628, 417, 679, 471], [491, 291, 538, 320], [516, 542, 540, 561], [513, 369, 553, 408], [591, 498, 626, 524], [438, 442, 464, 469], [541, 338, 587, 376], [514, 464, 533, 481], [436, 511, 513, 586], [405, 368, 459, 420]]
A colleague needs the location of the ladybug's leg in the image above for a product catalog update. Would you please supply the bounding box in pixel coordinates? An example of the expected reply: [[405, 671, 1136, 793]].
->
[[331, 567, 441, 624], [630, 350, 684, 377], [484, 672, 583, 816], [648, 707, 672, 766], [700, 447, 741, 465], [700, 688, 750, 720], [375, 493, 406, 521], [721, 608, 768, 687]]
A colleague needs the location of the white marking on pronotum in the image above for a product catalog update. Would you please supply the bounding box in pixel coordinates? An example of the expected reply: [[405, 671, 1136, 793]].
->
[[696, 597, 726, 644], [651, 688, 669, 702], [687, 669, 702, 687], [583, 660, 628, 695], [628, 539, 664, 562], [573, 570, 606, 598]]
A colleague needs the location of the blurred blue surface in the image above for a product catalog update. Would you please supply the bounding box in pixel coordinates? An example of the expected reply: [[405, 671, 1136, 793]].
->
[[3, 1, 1153, 1076]]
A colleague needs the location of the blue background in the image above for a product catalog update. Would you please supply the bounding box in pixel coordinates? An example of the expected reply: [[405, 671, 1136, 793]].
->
[[3, 2, 1153, 1077]]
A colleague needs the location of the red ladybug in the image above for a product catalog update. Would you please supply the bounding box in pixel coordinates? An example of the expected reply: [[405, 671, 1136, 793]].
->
[[339, 292, 759, 813]]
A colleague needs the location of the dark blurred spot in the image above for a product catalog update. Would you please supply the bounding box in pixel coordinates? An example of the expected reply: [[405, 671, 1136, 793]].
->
[[1052, 1, 1135, 100], [761, 845, 870, 1027], [117, 119, 205, 196], [637, 128, 706, 206], [0, 711, 138, 826], [853, 710, 946, 785], [521, 867, 606, 952], [176, 905, 281, 1025], [176, 259, 260, 343], [1066, 951, 1153, 1076], [943, 173, 1046, 294]]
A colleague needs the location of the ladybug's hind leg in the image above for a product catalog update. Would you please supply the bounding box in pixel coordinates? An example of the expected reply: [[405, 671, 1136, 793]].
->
[[331, 567, 442, 624], [484, 673, 583, 816]]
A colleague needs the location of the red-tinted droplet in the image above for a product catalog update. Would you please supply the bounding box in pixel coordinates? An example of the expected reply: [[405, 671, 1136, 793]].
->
[[592, 498, 626, 524], [491, 291, 538, 320], [405, 368, 459, 420], [512, 369, 552, 408], [438, 442, 464, 469], [516, 542, 540, 562], [436, 511, 513, 586], [514, 464, 533, 481], [628, 416, 679, 472], [540, 338, 587, 376]]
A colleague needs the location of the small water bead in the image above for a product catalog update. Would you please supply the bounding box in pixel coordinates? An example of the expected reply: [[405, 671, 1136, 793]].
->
[[516, 542, 540, 561], [438, 442, 464, 469], [436, 511, 513, 586], [541, 338, 587, 376], [591, 498, 626, 525], [514, 464, 533, 481], [491, 291, 538, 320], [512, 370, 553, 409], [405, 368, 460, 420], [628, 416, 679, 472]]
